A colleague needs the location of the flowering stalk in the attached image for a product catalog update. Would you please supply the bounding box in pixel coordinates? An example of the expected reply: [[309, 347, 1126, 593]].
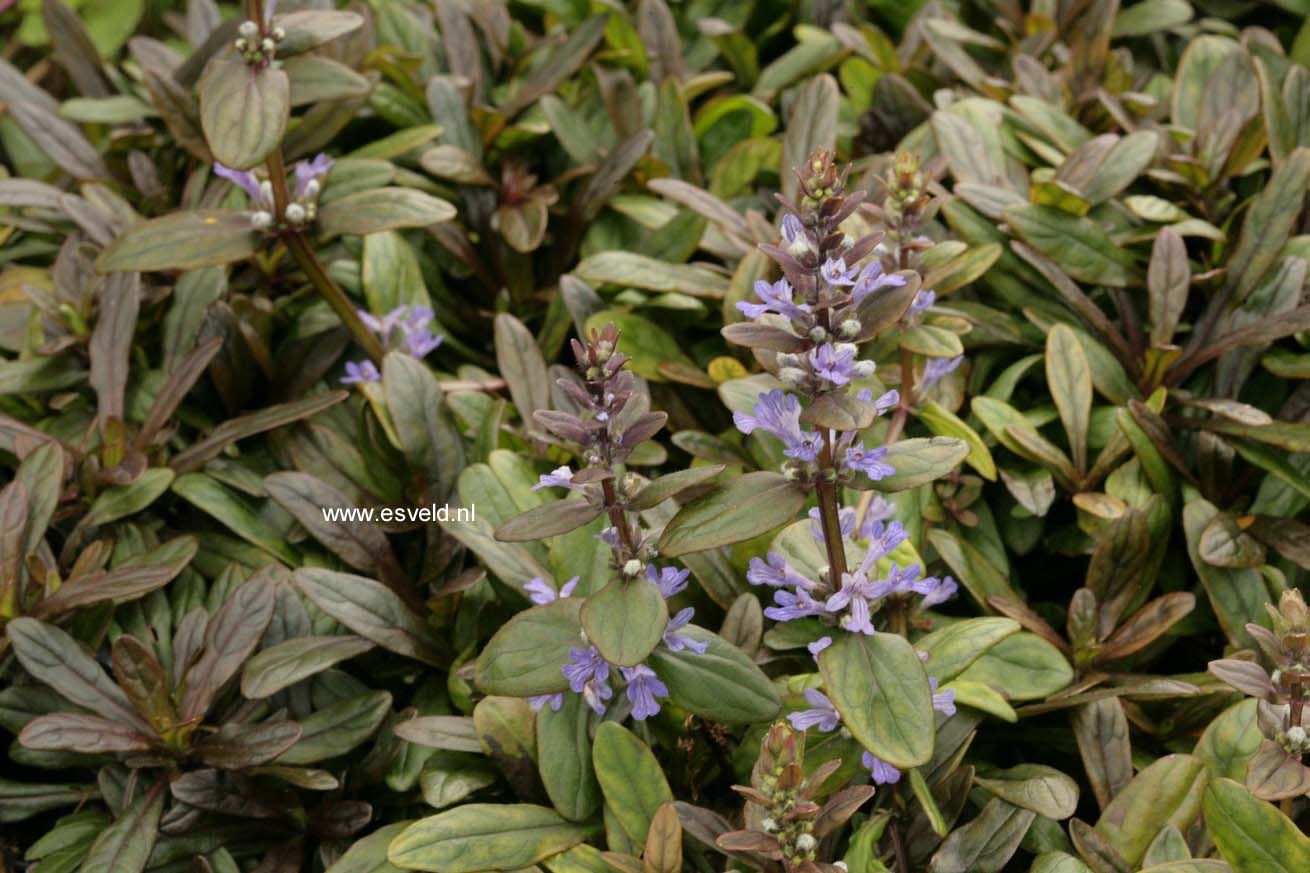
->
[[240, 0, 384, 366], [521, 323, 708, 721], [726, 149, 956, 633]]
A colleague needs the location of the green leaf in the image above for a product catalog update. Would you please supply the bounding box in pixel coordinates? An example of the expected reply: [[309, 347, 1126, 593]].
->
[[918, 617, 1021, 683], [317, 188, 457, 237], [495, 499, 604, 542], [537, 693, 600, 822], [628, 465, 725, 510], [96, 211, 259, 272], [294, 568, 443, 666], [580, 579, 667, 667], [592, 722, 673, 846], [241, 635, 375, 699], [325, 821, 410, 873], [1004, 205, 1140, 287], [1097, 755, 1209, 866], [1203, 777, 1310, 873], [955, 632, 1073, 701], [388, 804, 589, 873], [1225, 148, 1310, 304], [179, 573, 277, 720], [855, 437, 969, 492], [918, 402, 996, 481], [975, 764, 1079, 819], [658, 471, 806, 556], [1183, 499, 1270, 651], [276, 10, 365, 57], [278, 689, 392, 765], [1046, 324, 1092, 472], [476, 598, 583, 696], [79, 784, 164, 873], [928, 797, 1035, 873], [780, 73, 838, 203], [646, 625, 781, 723], [1194, 700, 1262, 783], [818, 632, 934, 769], [171, 473, 297, 565], [199, 58, 289, 170], [574, 252, 729, 299]]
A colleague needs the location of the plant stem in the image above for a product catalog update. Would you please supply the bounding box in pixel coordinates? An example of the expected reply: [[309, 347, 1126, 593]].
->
[[889, 821, 910, 873], [262, 148, 384, 364], [601, 477, 639, 560], [815, 432, 849, 589]]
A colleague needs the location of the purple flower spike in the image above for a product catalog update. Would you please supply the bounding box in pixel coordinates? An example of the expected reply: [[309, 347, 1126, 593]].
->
[[787, 689, 841, 733], [621, 664, 668, 721], [341, 360, 381, 385]]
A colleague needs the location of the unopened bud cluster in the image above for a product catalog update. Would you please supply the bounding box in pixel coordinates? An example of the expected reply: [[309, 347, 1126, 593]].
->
[[234, 20, 285, 66]]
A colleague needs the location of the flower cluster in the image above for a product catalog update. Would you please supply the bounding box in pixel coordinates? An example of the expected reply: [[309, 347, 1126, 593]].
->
[[519, 325, 709, 722], [215, 153, 333, 231], [747, 501, 957, 629], [1209, 589, 1310, 799], [339, 305, 444, 384], [233, 1, 283, 67]]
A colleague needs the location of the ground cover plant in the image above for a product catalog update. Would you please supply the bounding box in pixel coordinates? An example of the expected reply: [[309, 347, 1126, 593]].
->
[[3, 0, 1310, 871]]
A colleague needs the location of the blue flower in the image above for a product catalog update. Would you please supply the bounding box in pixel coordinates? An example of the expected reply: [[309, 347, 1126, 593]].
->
[[647, 565, 690, 598], [734, 389, 822, 462], [532, 466, 576, 491], [810, 343, 864, 387], [921, 355, 963, 393], [862, 751, 902, 785], [528, 693, 564, 712], [214, 163, 272, 209], [562, 646, 609, 693], [341, 360, 380, 384], [621, 664, 668, 721], [850, 262, 907, 305], [747, 552, 818, 591], [821, 257, 860, 287], [908, 289, 936, 318], [787, 689, 840, 732], [736, 278, 811, 322], [807, 636, 833, 661], [663, 607, 710, 654], [843, 442, 894, 480], [293, 153, 334, 199], [919, 575, 959, 608], [930, 677, 956, 716], [523, 576, 578, 604], [764, 589, 826, 622]]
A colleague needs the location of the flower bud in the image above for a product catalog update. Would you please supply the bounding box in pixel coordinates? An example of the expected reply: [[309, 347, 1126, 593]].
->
[[234, 37, 249, 52], [271, 26, 286, 41], [761, 817, 778, 833], [809, 326, 828, 343], [794, 834, 817, 853], [623, 559, 643, 577], [854, 360, 876, 379], [238, 20, 259, 39], [251, 210, 274, 229], [284, 203, 307, 224], [1288, 725, 1307, 746], [776, 353, 799, 368], [303, 179, 321, 199], [779, 367, 806, 387], [261, 37, 276, 54], [840, 318, 861, 339]]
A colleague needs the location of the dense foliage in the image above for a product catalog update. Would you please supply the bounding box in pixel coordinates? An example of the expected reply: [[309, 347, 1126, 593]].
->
[[4, 0, 1310, 871]]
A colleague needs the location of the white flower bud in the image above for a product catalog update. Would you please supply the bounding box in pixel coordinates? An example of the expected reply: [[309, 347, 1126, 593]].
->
[[234, 37, 249, 52], [794, 834, 817, 853], [809, 326, 828, 343], [271, 26, 286, 41], [854, 360, 876, 378], [284, 203, 307, 224], [623, 559, 644, 577], [261, 37, 276, 54], [260, 180, 273, 203], [1289, 726, 1307, 745], [840, 319, 861, 338], [238, 20, 259, 39], [776, 353, 799, 368], [761, 818, 778, 833], [780, 366, 806, 386], [787, 235, 813, 258], [835, 342, 858, 357], [303, 178, 321, 199], [250, 210, 274, 229]]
